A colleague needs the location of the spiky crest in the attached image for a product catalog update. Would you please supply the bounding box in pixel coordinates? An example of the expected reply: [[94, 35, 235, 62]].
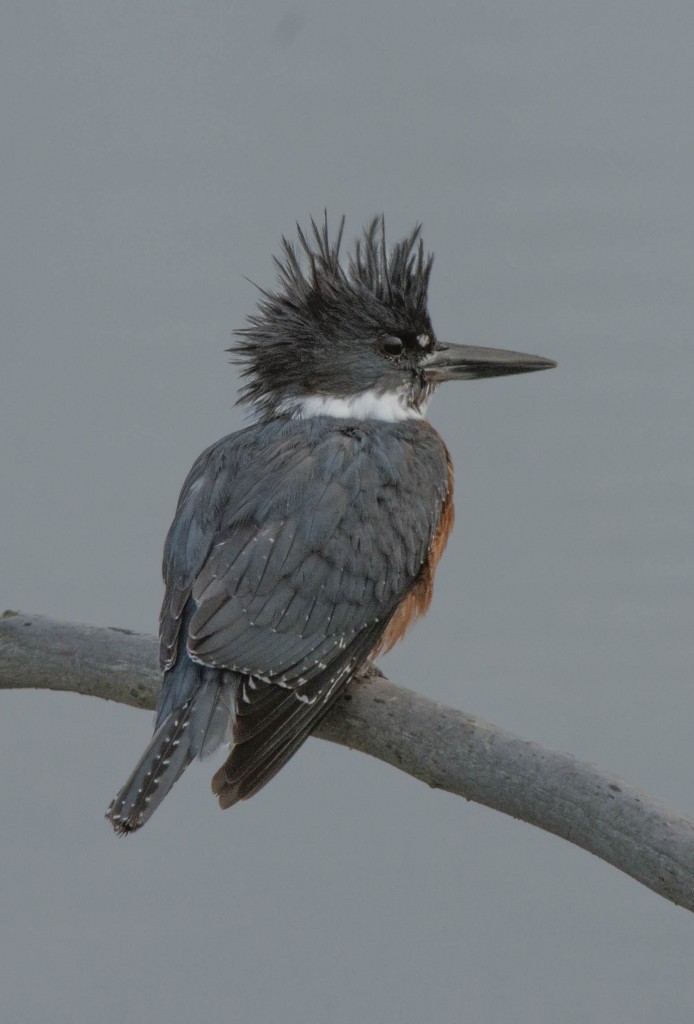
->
[[230, 215, 434, 414]]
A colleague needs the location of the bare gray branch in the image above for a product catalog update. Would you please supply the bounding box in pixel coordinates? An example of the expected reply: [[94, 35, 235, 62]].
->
[[2, 609, 693, 911]]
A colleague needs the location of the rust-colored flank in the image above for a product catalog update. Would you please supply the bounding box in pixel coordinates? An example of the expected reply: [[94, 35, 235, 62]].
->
[[377, 450, 455, 654]]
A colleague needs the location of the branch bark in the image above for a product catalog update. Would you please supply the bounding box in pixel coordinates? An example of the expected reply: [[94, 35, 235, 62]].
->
[[2, 609, 693, 912]]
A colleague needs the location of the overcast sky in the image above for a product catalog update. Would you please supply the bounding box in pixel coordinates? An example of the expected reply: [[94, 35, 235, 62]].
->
[[2, 3, 694, 1022]]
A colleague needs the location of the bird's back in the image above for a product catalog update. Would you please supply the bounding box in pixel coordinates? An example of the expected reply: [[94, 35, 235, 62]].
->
[[107, 415, 452, 832]]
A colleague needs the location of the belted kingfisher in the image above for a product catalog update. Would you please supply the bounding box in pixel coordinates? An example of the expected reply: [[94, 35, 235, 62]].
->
[[107, 215, 555, 833]]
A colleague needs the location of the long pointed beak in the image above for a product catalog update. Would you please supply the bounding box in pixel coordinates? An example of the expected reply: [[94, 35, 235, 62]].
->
[[422, 342, 557, 382]]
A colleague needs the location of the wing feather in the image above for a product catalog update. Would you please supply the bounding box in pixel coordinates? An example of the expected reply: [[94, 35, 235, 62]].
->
[[157, 417, 450, 806]]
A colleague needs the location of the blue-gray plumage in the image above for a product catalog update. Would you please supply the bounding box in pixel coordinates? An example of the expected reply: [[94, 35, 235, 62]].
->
[[107, 215, 555, 833]]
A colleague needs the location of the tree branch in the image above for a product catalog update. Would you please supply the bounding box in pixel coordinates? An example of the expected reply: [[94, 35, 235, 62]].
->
[[2, 610, 693, 911]]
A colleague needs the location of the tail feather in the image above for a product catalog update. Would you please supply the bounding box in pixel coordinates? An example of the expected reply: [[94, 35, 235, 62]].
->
[[211, 677, 347, 810], [106, 679, 232, 834]]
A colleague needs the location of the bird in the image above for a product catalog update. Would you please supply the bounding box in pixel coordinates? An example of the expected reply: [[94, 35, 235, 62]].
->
[[106, 214, 555, 834]]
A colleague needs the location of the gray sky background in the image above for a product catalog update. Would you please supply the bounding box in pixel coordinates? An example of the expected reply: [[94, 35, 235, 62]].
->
[[2, 2, 694, 1021]]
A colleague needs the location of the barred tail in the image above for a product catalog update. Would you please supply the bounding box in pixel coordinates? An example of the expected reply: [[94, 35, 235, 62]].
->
[[106, 678, 233, 834]]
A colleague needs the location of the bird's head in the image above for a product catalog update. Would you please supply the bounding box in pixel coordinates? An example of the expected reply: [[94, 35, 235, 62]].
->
[[231, 216, 555, 421]]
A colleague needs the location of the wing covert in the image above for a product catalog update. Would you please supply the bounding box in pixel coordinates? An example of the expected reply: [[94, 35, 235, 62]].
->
[[186, 421, 449, 700], [157, 417, 451, 805]]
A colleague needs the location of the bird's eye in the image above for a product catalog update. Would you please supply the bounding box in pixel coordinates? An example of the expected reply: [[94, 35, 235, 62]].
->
[[382, 335, 404, 356]]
